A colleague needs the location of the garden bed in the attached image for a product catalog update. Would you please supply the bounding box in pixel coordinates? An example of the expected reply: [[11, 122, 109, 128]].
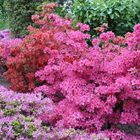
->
[[0, 2, 140, 140]]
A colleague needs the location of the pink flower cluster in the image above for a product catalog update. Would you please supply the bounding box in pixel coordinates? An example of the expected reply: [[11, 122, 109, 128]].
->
[[35, 23, 140, 132], [0, 30, 22, 60], [126, 23, 140, 50], [99, 31, 115, 42]]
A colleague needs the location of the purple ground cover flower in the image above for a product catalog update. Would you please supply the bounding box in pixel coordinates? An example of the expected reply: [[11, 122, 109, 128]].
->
[[0, 85, 111, 139]]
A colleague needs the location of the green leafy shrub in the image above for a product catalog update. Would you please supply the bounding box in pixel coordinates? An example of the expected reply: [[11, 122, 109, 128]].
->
[[0, 0, 6, 17], [0, 0, 8, 29], [65, 0, 140, 36], [4, 0, 43, 37], [0, 19, 8, 30]]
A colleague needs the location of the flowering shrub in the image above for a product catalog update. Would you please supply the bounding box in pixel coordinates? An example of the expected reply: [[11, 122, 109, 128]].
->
[[3, 3, 140, 137], [0, 85, 49, 139], [4, 3, 90, 92], [0, 85, 139, 139], [1, 85, 139, 139], [0, 30, 22, 74], [0, 85, 110, 140], [0, 30, 10, 65], [35, 23, 140, 132]]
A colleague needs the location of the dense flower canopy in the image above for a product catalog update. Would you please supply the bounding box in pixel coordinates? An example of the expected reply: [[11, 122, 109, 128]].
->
[[0, 3, 140, 139], [0, 85, 139, 139], [35, 23, 140, 130]]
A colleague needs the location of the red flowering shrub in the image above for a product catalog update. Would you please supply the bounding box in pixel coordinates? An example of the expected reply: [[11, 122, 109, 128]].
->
[[4, 3, 90, 92], [4, 3, 140, 135]]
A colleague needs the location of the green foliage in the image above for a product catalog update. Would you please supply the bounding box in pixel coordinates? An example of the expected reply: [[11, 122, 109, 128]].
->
[[11, 121, 24, 137], [11, 119, 37, 138], [0, 19, 8, 29], [60, 0, 74, 17], [3, 109, 16, 116], [0, 0, 6, 17], [26, 124, 36, 138], [66, 0, 140, 36], [0, 0, 8, 29], [4, 0, 43, 37]]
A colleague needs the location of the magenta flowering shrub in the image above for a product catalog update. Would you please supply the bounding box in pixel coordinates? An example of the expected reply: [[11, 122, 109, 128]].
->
[[103, 130, 140, 140], [0, 38, 22, 60], [0, 30, 22, 74], [0, 30, 22, 60], [35, 23, 140, 132]]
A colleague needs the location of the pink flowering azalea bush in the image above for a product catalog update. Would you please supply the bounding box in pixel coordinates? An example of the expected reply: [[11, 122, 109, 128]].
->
[[35, 23, 140, 133], [0, 30, 22, 74], [0, 30, 22, 60], [2, 3, 140, 139]]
